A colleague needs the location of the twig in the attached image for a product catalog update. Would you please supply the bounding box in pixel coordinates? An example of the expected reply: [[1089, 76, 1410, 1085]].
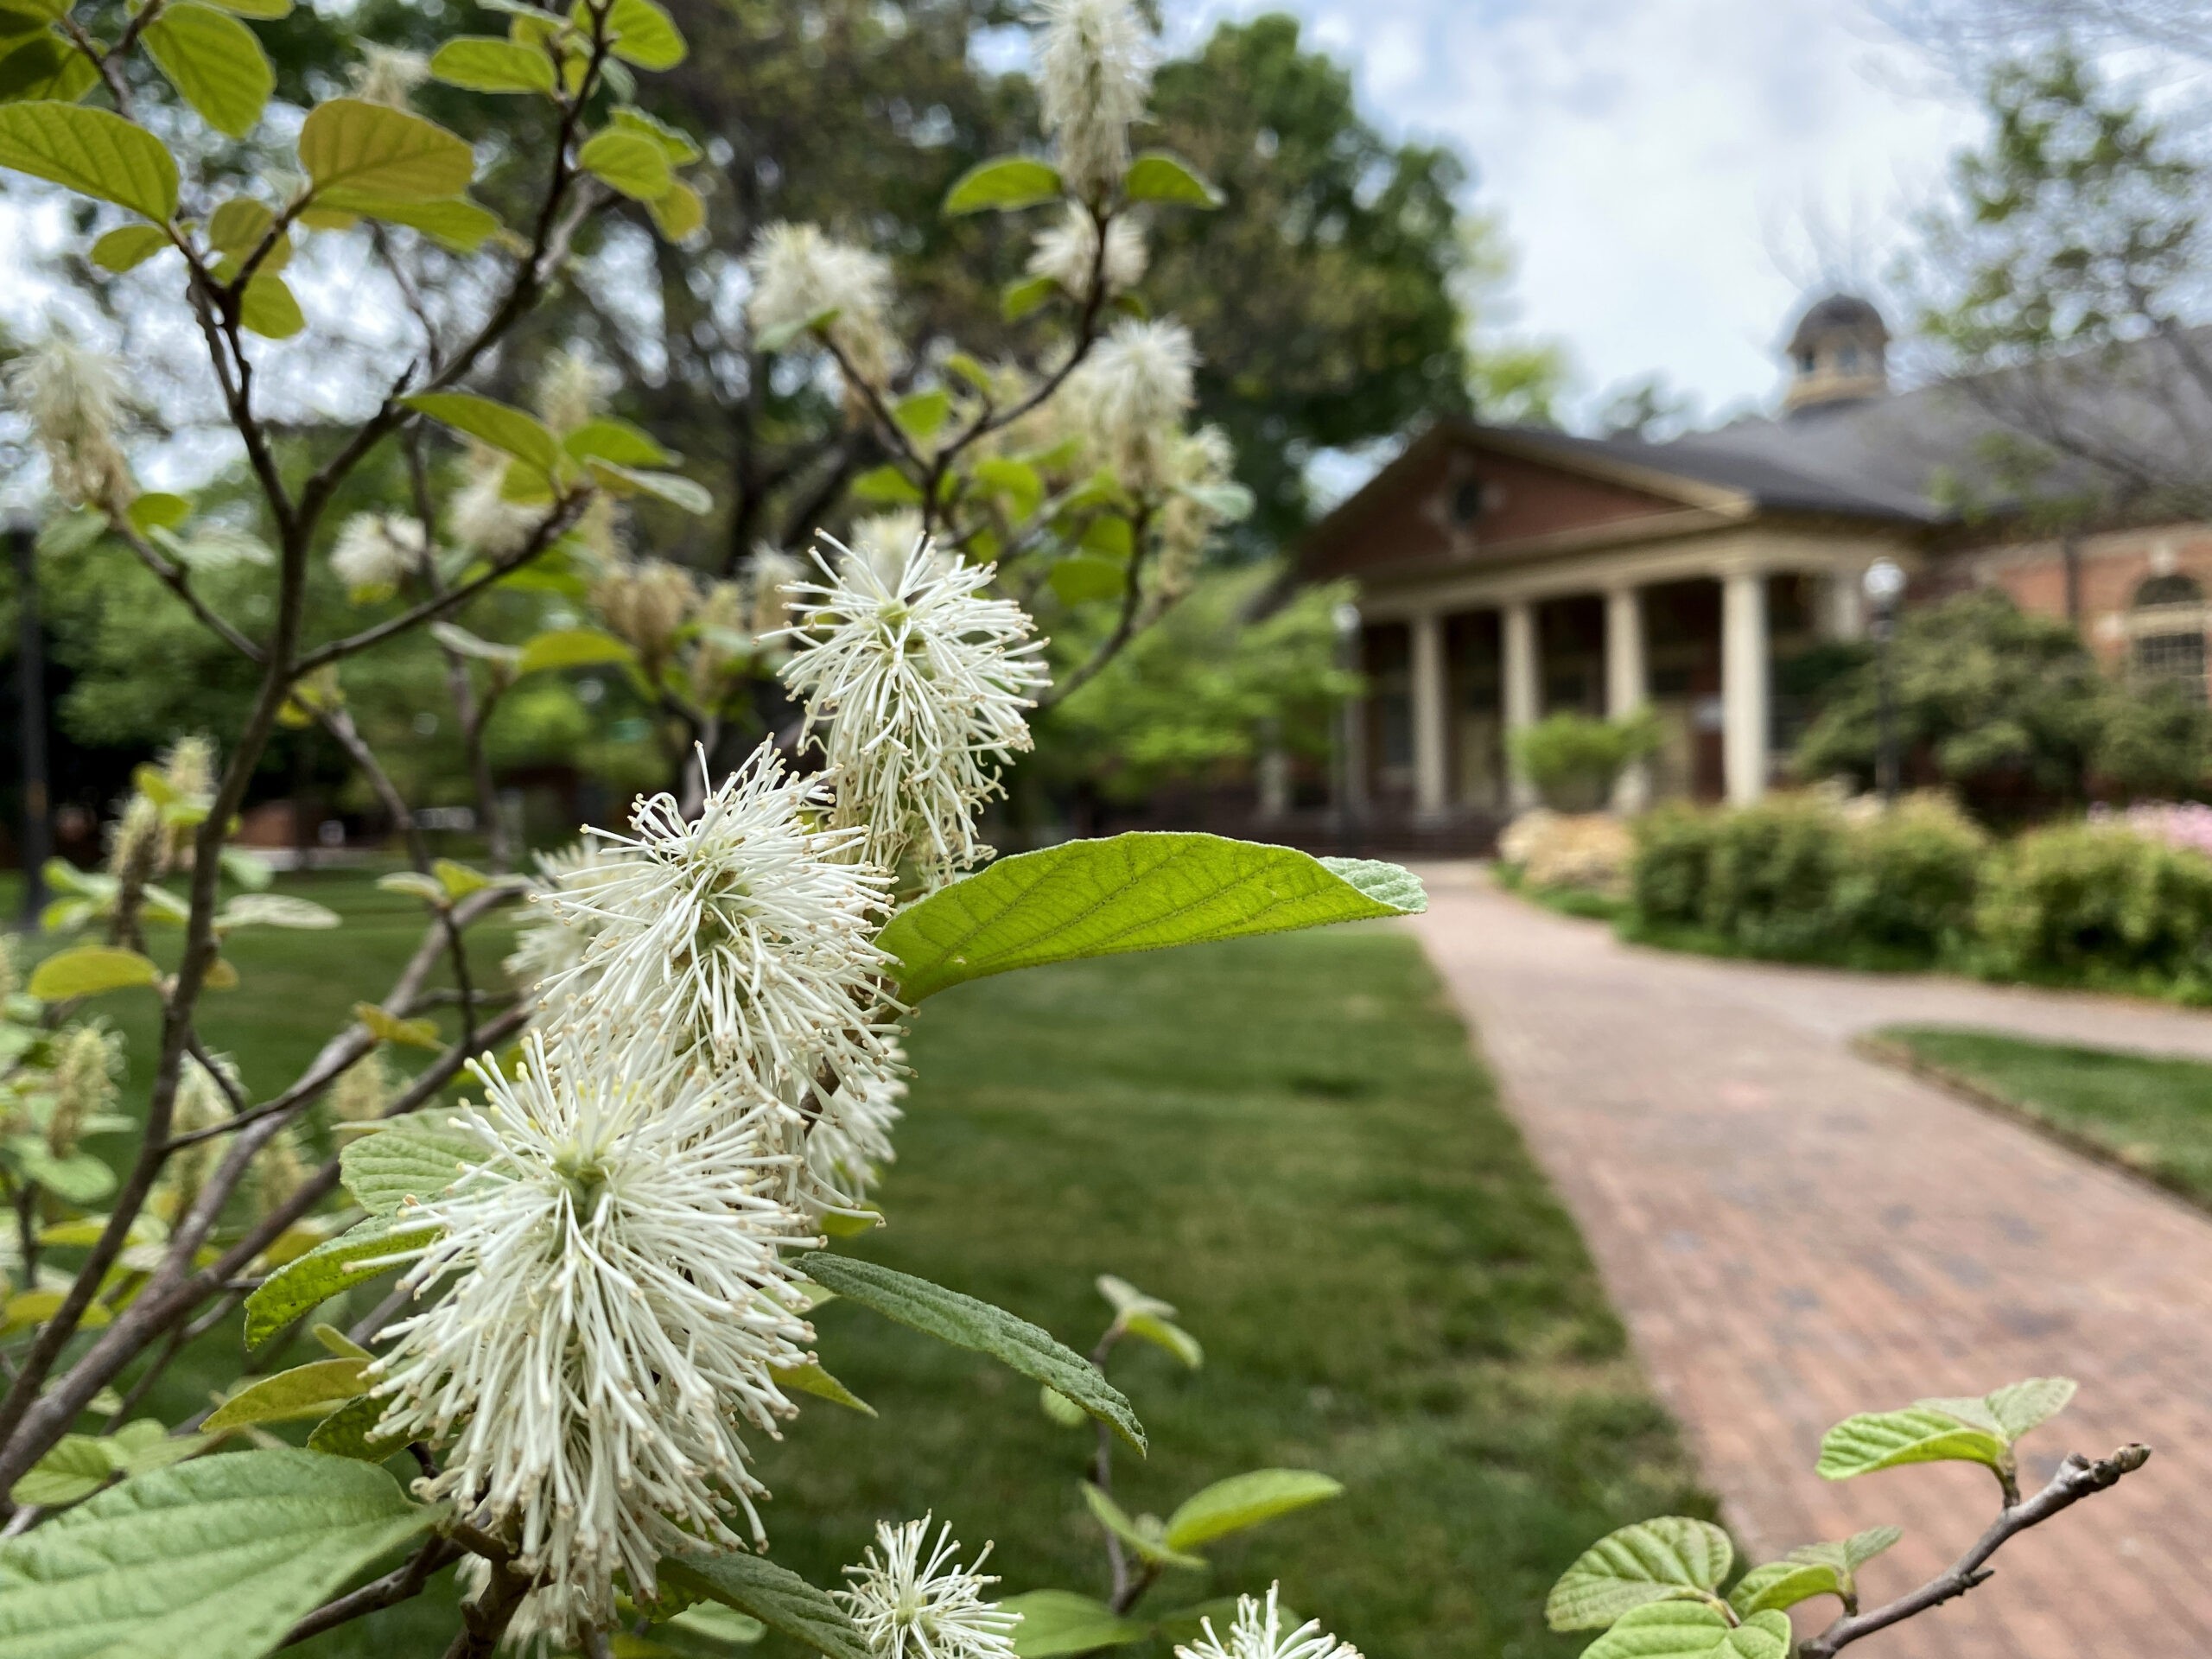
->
[[281, 1537, 463, 1649], [1801, 1442, 2152, 1656]]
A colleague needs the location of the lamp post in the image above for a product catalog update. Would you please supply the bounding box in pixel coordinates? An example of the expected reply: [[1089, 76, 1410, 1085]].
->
[[1863, 558, 1906, 805], [10, 520, 49, 929]]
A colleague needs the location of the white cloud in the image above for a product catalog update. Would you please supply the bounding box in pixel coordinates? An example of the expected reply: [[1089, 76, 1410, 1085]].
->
[[1172, 0, 1984, 423]]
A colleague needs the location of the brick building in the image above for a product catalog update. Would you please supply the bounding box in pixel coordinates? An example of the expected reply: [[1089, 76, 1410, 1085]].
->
[[1302, 294, 2212, 830]]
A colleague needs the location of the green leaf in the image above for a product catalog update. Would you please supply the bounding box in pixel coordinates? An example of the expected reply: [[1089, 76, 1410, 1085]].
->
[[579, 127, 672, 200], [0, 100, 179, 220], [375, 870, 448, 904], [14, 1147, 115, 1205], [1000, 1591, 1148, 1659], [219, 846, 274, 890], [1039, 1385, 1088, 1428], [143, 3, 272, 138], [586, 461, 712, 514], [245, 1216, 438, 1345], [565, 417, 671, 467], [1119, 1311, 1201, 1369], [944, 155, 1062, 215], [604, 0, 685, 68], [353, 1000, 444, 1051], [125, 491, 192, 532], [1727, 1560, 1840, 1618], [1796, 1525, 1904, 1574], [658, 1552, 868, 1659], [10, 1436, 113, 1508], [402, 391, 562, 479], [1081, 1483, 1202, 1569], [797, 1254, 1143, 1451], [312, 1323, 372, 1360], [0, 1449, 442, 1659], [517, 626, 641, 676], [769, 1359, 875, 1417], [305, 1394, 404, 1462], [432, 858, 489, 899], [1049, 555, 1123, 606], [879, 833, 1427, 1001], [1544, 1517, 1733, 1632], [200, 0, 291, 16], [1001, 273, 1058, 321], [1122, 151, 1221, 207], [28, 944, 158, 1000], [316, 189, 501, 251], [970, 457, 1044, 518], [646, 176, 704, 241], [299, 97, 474, 201], [0, 35, 100, 106], [90, 222, 170, 271], [1986, 1376, 2076, 1440], [1817, 1407, 2011, 1483], [1582, 1603, 1791, 1659], [609, 105, 700, 163], [238, 271, 304, 338], [202, 1357, 370, 1432], [1179, 480, 1255, 522], [217, 893, 341, 930], [1161, 1469, 1342, 1552], [429, 35, 556, 92], [892, 387, 952, 443], [849, 464, 924, 505], [105, 1421, 213, 1480], [339, 1115, 480, 1217]]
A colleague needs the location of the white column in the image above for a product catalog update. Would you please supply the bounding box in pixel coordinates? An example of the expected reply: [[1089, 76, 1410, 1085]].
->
[[1503, 600, 1539, 810], [1825, 569, 1867, 640], [1409, 611, 1449, 817], [1722, 570, 1770, 805], [1605, 586, 1649, 812]]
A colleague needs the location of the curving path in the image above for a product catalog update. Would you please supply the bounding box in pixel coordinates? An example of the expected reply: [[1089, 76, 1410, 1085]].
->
[[1403, 866, 2212, 1657]]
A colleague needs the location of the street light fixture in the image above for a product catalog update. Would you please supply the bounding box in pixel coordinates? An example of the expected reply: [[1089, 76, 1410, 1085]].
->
[[1862, 558, 1907, 805]]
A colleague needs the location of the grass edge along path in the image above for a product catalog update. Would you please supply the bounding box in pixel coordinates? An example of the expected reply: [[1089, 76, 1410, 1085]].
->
[[1861, 1025, 2212, 1216]]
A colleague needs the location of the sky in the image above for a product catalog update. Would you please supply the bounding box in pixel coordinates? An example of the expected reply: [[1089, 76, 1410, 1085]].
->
[[1169, 0, 1987, 426]]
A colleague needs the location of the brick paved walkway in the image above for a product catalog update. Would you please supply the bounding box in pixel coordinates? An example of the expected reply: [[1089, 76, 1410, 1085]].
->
[[1404, 866, 2212, 1656]]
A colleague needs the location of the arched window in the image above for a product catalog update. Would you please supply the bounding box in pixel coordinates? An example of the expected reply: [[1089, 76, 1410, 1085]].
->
[[2133, 574, 2207, 701], [1449, 477, 1485, 525]]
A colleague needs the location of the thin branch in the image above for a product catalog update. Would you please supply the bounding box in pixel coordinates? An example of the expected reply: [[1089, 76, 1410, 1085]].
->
[[111, 522, 265, 663], [281, 1537, 464, 1649], [1801, 1442, 2152, 1657], [1038, 507, 1158, 711]]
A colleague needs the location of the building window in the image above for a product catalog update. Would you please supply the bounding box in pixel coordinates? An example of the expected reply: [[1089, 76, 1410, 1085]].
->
[[2132, 574, 2207, 702], [1449, 478, 1485, 525]]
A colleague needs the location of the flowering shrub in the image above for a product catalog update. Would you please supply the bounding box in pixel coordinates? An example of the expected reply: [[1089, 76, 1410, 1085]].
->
[[1974, 819, 2212, 991], [2096, 799, 2212, 861], [0, 0, 2145, 1652]]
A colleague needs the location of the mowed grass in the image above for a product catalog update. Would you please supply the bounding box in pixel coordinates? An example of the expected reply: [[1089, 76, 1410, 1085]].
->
[[18, 877, 1707, 1657], [1877, 1025, 2212, 1209]]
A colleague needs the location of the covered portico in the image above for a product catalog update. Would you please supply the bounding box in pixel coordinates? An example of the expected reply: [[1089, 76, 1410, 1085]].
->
[[1301, 421, 1931, 826]]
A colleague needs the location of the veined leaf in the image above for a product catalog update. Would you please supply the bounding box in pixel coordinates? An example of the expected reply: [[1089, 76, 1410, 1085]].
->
[[516, 626, 639, 676], [429, 35, 556, 92], [1582, 1602, 1791, 1659], [0, 35, 100, 107], [1817, 1406, 2011, 1483], [565, 417, 671, 467], [1001, 273, 1058, 321], [1120, 1310, 1201, 1370], [217, 893, 340, 930], [238, 271, 303, 337], [1728, 1560, 1841, 1618], [586, 460, 711, 514], [245, 1215, 438, 1345], [944, 155, 1061, 215], [610, 105, 700, 162], [299, 97, 474, 200], [353, 1000, 443, 1051], [770, 1359, 874, 1417], [658, 1552, 868, 1659], [202, 1358, 370, 1432], [305, 1393, 404, 1462], [0, 1449, 442, 1659], [646, 176, 704, 241], [892, 387, 952, 443], [1001, 1591, 1147, 1659], [339, 1115, 480, 1217], [1792, 1525, 1903, 1577], [798, 1254, 1142, 1451], [604, 0, 685, 69], [1082, 1483, 1202, 1569], [1986, 1376, 2077, 1440], [0, 100, 180, 220], [201, 0, 292, 16], [9, 1436, 112, 1508], [1161, 1469, 1342, 1552], [1123, 151, 1221, 207], [143, 2, 272, 138], [28, 944, 158, 1000], [1544, 1516, 1733, 1632], [578, 126, 671, 199], [402, 390, 562, 478], [878, 833, 1427, 1001], [315, 189, 501, 251], [90, 222, 170, 270]]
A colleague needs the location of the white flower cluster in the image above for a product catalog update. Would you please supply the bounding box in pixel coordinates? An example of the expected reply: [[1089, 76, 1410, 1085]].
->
[[1177, 1587, 1362, 1659], [1027, 204, 1147, 299], [781, 531, 1050, 887], [1067, 317, 1198, 493], [7, 335, 135, 513], [329, 512, 428, 593], [1037, 0, 1154, 200], [837, 1517, 1021, 1659], [747, 222, 899, 385]]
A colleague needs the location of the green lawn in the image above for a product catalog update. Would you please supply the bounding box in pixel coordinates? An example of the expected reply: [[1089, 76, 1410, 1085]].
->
[[1874, 1025, 2212, 1208], [21, 880, 1708, 1658]]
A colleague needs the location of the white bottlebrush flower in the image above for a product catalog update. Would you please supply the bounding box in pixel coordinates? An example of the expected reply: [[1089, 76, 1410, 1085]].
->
[[1027, 204, 1147, 298], [6, 335, 134, 512], [1070, 317, 1197, 493], [370, 1033, 820, 1634], [1176, 1587, 1361, 1659], [783, 1042, 906, 1213], [849, 510, 928, 582], [1036, 0, 1154, 200], [329, 512, 428, 593], [836, 1516, 1021, 1659], [743, 543, 805, 638], [504, 840, 634, 1016], [545, 742, 898, 1099], [590, 556, 699, 662], [352, 42, 429, 106], [746, 222, 899, 384], [448, 451, 542, 558], [780, 533, 1049, 886], [536, 347, 615, 437]]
